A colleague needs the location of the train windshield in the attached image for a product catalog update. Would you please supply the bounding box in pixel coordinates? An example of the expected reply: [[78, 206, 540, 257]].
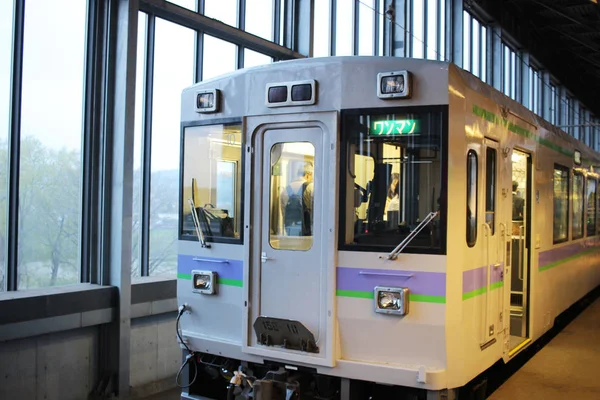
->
[[180, 122, 243, 242], [340, 107, 445, 253]]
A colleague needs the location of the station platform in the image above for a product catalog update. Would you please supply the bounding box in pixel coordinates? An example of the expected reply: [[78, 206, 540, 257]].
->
[[488, 295, 600, 400]]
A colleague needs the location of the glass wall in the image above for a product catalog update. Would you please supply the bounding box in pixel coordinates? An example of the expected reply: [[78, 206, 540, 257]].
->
[[148, 18, 195, 277], [0, 0, 13, 291], [18, 0, 87, 289]]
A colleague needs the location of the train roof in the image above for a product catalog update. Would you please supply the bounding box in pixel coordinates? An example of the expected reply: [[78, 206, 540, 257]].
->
[[183, 56, 600, 166]]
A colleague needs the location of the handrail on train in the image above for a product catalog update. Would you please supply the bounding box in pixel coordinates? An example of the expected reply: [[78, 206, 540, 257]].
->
[[387, 211, 439, 260]]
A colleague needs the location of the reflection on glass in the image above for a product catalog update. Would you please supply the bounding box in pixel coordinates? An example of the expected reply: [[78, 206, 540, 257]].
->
[[245, 0, 273, 41], [18, 0, 86, 289], [336, 0, 353, 56], [463, 12, 470, 70], [473, 19, 480, 77], [244, 49, 271, 68], [150, 18, 194, 277], [553, 166, 569, 243], [358, 0, 374, 56], [204, 0, 237, 27], [314, 0, 331, 57], [203, 35, 237, 80], [426, 0, 437, 60], [481, 26, 487, 81], [412, 0, 424, 58], [168, 0, 196, 11], [0, 0, 13, 291], [132, 12, 147, 278], [586, 178, 596, 236], [181, 124, 242, 241], [270, 142, 315, 251], [573, 173, 584, 240], [343, 110, 443, 251]]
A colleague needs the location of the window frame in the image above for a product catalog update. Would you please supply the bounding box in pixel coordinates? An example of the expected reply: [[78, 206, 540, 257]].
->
[[337, 105, 448, 255], [586, 176, 597, 237], [552, 163, 570, 244], [178, 117, 245, 245], [572, 170, 585, 240]]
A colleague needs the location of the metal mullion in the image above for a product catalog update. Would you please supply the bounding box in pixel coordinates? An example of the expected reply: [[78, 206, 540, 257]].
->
[[330, 0, 336, 56], [195, 0, 204, 82], [237, 0, 246, 69], [468, 14, 473, 72], [353, 0, 359, 55], [423, 0, 428, 58], [437, 0, 442, 60], [6, 0, 25, 291], [373, 0, 380, 55], [140, 14, 155, 277], [274, 0, 281, 45], [478, 21, 483, 78], [81, 0, 102, 284]]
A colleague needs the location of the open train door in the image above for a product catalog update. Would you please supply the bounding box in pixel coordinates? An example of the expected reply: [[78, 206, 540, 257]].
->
[[505, 148, 532, 357], [242, 112, 337, 368]]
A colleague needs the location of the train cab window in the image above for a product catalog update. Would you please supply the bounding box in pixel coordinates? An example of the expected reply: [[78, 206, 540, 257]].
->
[[572, 171, 585, 240], [467, 150, 478, 247], [340, 108, 444, 252], [269, 142, 315, 251], [180, 123, 243, 242], [586, 177, 597, 237], [553, 165, 569, 243]]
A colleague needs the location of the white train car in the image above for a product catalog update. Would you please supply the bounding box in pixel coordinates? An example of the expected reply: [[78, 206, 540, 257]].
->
[[175, 56, 600, 399]]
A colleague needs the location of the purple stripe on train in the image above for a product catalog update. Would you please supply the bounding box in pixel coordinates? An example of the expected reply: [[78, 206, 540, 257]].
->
[[336, 267, 446, 297], [177, 254, 243, 281], [538, 238, 600, 269], [462, 264, 503, 293]]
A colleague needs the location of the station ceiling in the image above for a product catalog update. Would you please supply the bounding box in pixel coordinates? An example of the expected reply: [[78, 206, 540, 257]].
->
[[472, 0, 600, 117]]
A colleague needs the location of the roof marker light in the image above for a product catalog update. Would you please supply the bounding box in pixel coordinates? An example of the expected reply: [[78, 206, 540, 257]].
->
[[377, 70, 412, 99]]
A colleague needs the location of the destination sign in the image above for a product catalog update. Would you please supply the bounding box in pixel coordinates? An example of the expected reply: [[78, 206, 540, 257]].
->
[[369, 119, 420, 136]]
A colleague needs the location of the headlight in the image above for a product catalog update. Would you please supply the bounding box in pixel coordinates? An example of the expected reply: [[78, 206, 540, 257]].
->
[[192, 270, 217, 295], [374, 286, 409, 315]]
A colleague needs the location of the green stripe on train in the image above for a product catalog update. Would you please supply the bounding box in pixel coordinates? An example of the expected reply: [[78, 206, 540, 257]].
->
[[539, 247, 600, 272], [335, 290, 446, 304], [177, 273, 243, 287]]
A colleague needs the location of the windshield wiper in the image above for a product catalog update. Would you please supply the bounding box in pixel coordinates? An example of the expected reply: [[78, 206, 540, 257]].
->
[[387, 211, 438, 260], [188, 198, 211, 248]]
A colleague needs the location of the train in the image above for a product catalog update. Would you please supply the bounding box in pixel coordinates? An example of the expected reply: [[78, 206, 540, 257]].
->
[[175, 56, 600, 399]]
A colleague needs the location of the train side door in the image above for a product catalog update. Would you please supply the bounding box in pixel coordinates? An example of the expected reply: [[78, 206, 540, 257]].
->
[[506, 149, 532, 355], [243, 113, 337, 368], [481, 139, 505, 347]]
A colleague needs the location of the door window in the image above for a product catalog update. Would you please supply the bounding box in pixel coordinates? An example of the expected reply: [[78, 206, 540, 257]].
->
[[269, 142, 315, 251], [467, 150, 478, 247], [485, 147, 497, 235]]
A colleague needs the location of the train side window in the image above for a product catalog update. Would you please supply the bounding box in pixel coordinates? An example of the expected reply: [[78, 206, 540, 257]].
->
[[553, 164, 569, 244], [586, 177, 597, 237], [485, 148, 496, 235], [180, 123, 243, 242], [467, 150, 478, 247], [572, 171, 585, 240]]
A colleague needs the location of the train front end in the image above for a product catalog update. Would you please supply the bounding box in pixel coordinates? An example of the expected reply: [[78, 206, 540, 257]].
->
[[177, 56, 450, 399]]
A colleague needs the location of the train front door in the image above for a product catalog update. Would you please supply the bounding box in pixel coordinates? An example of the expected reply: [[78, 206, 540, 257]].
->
[[243, 113, 336, 367]]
